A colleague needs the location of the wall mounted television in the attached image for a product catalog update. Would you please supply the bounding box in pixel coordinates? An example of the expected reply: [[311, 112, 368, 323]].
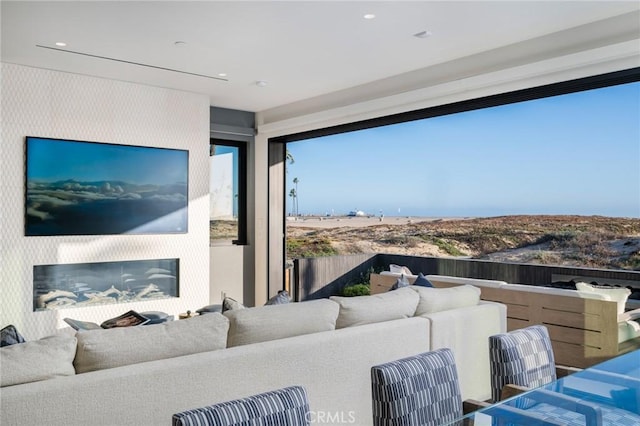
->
[[25, 136, 188, 236]]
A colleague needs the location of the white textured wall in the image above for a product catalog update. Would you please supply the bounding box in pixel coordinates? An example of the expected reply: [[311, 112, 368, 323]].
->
[[0, 63, 211, 339], [210, 246, 245, 305]]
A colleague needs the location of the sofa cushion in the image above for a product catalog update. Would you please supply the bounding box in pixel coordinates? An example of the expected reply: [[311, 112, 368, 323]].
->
[[389, 275, 410, 291], [222, 296, 246, 313], [1, 335, 77, 387], [74, 313, 229, 373], [196, 304, 223, 315], [413, 273, 434, 288], [225, 299, 339, 347], [265, 290, 291, 305], [410, 284, 481, 316], [389, 264, 413, 275], [381, 271, 418, 282], [139, 311, 174, 324], [619, 320, 640, 343], [1, 324, 26, 347], [331, 287, 419, 329], [575, 282, 630, 315]]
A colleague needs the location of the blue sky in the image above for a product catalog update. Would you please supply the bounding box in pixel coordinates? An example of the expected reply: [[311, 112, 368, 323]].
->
[[286, 82, 640, 218], [27, 138, 188, 185]]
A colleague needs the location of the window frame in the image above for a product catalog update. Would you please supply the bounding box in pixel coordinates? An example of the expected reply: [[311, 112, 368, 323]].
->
[[272, 67, 640, 144], [210, 138, 247, 245], [270, 67, 640, 275]]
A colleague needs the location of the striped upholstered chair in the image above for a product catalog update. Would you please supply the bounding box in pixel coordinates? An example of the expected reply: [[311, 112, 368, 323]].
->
[[371, 348, 464, 426], [172, 386, 310, 426], [488, 325, 558, 403], [489, 326, 640, 425]]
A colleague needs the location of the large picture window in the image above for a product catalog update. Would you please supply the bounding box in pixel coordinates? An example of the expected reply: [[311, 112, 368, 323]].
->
[[210, 139, 246, 245], [282, 70, 640, 272]]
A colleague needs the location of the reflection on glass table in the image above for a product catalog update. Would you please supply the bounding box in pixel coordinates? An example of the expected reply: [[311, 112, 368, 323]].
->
[[455, 350, 640, 426]]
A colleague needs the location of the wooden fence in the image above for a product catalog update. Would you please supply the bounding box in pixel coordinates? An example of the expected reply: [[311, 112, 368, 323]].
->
[[294, 254, 640, 301], [293, 254, 377, 301]]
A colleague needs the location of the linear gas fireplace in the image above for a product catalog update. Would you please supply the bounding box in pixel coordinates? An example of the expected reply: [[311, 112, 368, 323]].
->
[[33, 258, 179, 311]]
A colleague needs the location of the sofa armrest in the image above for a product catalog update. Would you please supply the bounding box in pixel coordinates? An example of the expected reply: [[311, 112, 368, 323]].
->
[[478, 300, 508, 333], [420, 302, 507, 401]]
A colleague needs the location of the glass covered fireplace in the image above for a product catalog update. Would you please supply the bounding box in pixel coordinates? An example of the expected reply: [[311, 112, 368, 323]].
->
[[33, 258, 179, 311]]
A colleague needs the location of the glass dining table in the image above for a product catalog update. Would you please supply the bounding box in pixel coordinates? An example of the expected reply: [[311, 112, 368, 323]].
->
[[454, 349, 640, 425]]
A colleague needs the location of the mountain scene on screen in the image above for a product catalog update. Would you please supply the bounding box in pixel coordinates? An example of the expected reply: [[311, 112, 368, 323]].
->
[[26, 178, 187, 235]]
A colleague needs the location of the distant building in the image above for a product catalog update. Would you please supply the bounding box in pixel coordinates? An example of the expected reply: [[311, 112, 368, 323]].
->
[[210, 153, 234, 220]]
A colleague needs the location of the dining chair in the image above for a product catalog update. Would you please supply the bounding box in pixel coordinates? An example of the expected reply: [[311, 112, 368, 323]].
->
[[172, 386, 310, 426], [489, 327, 640, 425], [371, 348, 472, 426], [489, 325, 579, 402]]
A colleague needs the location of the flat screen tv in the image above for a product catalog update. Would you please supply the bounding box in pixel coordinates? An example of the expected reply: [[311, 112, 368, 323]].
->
[[25, 136, 188, 236]]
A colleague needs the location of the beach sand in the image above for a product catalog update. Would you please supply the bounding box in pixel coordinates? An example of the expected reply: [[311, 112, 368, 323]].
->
[[284, 215, 640, 271], [286, 216, 465, 229]]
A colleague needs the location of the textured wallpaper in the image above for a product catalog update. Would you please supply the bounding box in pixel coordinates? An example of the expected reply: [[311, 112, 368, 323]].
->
[[0, 63, 211, 339]]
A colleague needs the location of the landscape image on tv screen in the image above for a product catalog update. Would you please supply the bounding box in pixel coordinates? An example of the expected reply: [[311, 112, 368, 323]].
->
[[25, 137, 188, 236]]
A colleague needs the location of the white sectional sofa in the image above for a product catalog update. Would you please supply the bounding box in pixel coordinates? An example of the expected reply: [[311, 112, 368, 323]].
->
[[1, 287, 506, 426]]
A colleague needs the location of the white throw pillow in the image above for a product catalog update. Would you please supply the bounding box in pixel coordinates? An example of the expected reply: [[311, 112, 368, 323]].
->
[[224, 298, 339, 347], [575, 282, 630, 315], [389, 264, 413, 275], [410, 284, 481, 316], [330, 287, 419, 328], [222, 296, 246, 312], [74, 313, 229, 373], [1, 335, 77, 387]]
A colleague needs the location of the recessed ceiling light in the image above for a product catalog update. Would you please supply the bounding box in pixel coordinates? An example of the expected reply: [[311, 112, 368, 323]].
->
[[174, 41, 186, 46], [363, 14, 376, 20], [55, 42, 67, 47], [413, 30, 433, 39], [218, 73, 227, 77], [256, 80, 268, 87]]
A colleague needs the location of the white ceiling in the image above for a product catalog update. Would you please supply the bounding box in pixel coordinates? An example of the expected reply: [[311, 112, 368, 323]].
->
[[2, 1, 639, 114]]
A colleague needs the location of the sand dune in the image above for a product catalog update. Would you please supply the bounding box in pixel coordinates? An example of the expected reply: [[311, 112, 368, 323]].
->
[[286, 215, 640, 270]]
